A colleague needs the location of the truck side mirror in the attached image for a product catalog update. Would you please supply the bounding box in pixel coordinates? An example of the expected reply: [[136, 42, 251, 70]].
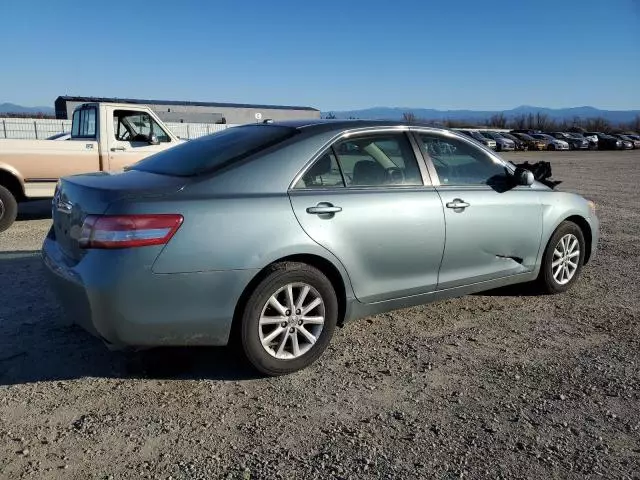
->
[[148, 133, 160, 145]]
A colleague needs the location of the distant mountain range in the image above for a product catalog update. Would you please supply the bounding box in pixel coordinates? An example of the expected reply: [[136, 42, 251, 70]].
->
[[2, 102, 639, 124], [322, 105, 640, 124], [0, 103, 54, 114]]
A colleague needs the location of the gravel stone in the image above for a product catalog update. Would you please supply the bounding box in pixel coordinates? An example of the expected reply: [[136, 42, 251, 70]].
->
[[0, 151, 639, 478]]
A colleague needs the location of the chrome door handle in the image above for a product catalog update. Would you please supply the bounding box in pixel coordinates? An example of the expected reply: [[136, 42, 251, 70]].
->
[[306, 203, 342, 215], [110, 147, 126, 152], [446, 199, 470, 209]]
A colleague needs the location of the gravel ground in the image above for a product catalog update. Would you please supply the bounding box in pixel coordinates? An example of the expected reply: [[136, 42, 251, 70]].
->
[[1, 151, 639, 479]]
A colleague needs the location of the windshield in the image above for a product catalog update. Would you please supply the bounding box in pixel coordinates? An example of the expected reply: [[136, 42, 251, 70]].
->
[[131, 125, 298, 177]]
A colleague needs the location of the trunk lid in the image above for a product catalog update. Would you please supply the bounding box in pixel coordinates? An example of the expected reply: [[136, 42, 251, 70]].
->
[[52, 170, 188, 261]]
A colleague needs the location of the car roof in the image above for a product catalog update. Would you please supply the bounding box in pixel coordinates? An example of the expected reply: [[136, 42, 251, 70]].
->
[[265, 118, 455, 135]]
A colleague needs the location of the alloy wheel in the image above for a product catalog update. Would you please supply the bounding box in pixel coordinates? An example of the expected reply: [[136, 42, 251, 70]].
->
[[552, 233, 580, 285], [0, 198, 4, 221], [258, 282, 325, 359]]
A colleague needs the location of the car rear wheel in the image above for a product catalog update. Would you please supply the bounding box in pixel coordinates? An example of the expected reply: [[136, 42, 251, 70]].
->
[[537, 221, 585, 294], [547, 144, 556, 151], [240, 262, 338, 376], [0, 185, 18, 233]]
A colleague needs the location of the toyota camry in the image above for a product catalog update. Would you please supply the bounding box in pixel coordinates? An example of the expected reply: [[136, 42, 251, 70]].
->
[[42, 120, 599, 375]]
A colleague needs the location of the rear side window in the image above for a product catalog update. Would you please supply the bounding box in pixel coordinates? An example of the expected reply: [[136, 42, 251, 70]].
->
[[71, 107, 97, 138], [131, 125, 297, 177]]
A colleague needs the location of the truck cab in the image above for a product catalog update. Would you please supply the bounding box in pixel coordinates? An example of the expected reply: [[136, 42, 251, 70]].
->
[[0, 102, 182, 232]]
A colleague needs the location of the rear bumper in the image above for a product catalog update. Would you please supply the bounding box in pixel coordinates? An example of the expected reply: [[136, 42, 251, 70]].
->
[[41, 233, 258, 349]]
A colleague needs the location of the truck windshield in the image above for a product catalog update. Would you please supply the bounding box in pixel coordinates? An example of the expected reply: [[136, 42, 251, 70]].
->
[[130, 124, 298, 177]]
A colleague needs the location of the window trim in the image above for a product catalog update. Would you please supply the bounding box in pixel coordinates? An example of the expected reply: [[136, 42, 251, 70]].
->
[[112, 109, 173, 143], [408, 128, 516, 188], [289, 127, 432, 191]]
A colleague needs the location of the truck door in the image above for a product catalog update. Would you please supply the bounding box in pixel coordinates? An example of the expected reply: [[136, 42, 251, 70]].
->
[[105, 108, 177, 171]]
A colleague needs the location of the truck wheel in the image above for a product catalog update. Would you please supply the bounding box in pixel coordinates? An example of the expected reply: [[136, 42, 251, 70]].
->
[[0, 185, 18, 233]]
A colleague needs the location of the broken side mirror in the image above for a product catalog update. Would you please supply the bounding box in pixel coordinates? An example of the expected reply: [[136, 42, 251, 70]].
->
[[513, 167, 535, 186]]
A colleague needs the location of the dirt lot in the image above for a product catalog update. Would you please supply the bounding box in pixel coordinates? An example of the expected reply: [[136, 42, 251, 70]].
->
[[1, 151, 639, 479]]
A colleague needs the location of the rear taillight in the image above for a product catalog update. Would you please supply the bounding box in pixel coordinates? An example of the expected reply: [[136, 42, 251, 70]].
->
[[79, 214, 183, 249]]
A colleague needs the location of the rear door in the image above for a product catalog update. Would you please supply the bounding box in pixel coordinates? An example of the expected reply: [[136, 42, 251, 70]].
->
[[105, 108, 177, 171], [289, 129, 446, 303], [412, 129, 543, 290]]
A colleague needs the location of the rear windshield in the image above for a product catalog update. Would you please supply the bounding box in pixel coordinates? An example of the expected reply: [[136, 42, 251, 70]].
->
[[131, 124, 297, 177]]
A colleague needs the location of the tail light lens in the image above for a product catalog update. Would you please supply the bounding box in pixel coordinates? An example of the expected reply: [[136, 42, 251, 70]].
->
[[79, 214, 183, 249]]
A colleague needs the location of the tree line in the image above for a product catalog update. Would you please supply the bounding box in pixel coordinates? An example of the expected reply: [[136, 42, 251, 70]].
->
[[324, 111, 640, 134], [403, 111, 640, 134]]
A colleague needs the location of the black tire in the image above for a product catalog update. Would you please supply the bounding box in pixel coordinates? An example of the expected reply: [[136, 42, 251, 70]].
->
[[0, 185, 18, 233], [547, 144, 556, 151], [537, 221, 586, 294], [240, 262, 338, 376]]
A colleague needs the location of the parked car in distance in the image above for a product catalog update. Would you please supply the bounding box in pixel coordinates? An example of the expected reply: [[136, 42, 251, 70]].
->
[[42, 119, 599, 376], [510, 132, 547, 151], [457, 130, 497, 150], [530, 133, 570, 151], [477, 131, 515, 152], [565, 132, 598, 150], [584, 132, 623, 150], [612, 134, 640, 149], [495, 132, 528, 151], [548, 132, 589, 150], [46, 132, 71, 141]]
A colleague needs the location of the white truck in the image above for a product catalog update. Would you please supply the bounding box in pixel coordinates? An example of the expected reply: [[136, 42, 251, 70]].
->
[[0, 102, 183, 232]]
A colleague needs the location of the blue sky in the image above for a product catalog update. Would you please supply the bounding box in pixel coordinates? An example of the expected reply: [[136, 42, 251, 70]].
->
[[1, 0, 639, 111]]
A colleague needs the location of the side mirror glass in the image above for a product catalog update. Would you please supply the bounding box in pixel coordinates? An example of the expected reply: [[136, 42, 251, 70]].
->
[[148, 133, 159, 145], [513, 167, 535, 186]]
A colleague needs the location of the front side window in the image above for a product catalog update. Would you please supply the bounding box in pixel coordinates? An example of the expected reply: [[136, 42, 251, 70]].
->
[[418, 133, 509, 186], [71, 107, 96, 138], [113, 110, 171, 143]]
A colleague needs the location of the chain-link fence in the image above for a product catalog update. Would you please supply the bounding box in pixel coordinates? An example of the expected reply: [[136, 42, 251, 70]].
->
[[0, 118, 234, 140]]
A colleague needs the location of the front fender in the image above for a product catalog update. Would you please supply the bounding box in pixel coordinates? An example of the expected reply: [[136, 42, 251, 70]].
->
[[535, 190, 598, 272]]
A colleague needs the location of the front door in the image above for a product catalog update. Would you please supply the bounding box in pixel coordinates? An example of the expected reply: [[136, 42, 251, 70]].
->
[[106, 109, 176, 171], [413, 131, 543, 290], [289, 131, 446, 303]]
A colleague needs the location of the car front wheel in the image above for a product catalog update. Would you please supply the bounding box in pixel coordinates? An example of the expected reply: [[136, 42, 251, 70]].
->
[[240, 262, 338, 376], [538, 221, 586, 294]]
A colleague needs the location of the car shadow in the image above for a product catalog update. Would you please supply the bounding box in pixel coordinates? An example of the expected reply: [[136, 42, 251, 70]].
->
[[17, 199, 52, 221], [0, 251, 262, 386]]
